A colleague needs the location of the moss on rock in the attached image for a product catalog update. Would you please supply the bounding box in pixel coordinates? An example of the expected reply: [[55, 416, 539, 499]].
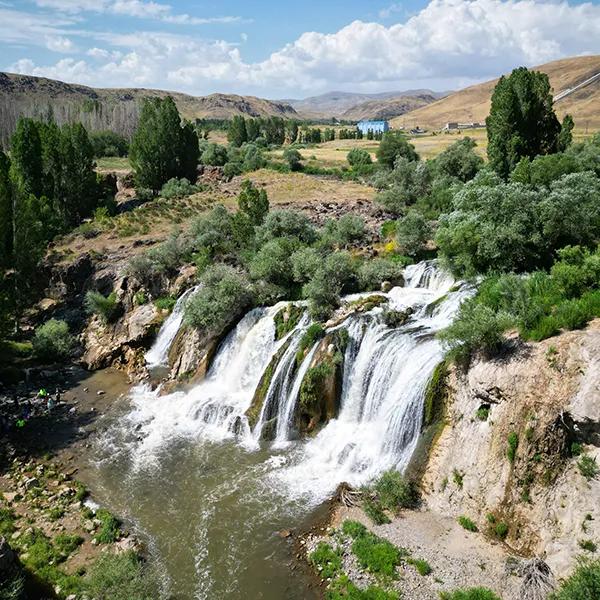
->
[[273, 303, 304, 340]]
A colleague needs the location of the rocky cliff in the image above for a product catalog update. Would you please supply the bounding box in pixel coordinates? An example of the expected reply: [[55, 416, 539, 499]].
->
[[420, 321, 600, 578]]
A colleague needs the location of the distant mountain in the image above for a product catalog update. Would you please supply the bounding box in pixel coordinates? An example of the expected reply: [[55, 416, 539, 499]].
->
[[0, 72, 298, 146], [284, 89, 449, 118], [393, 55, 600, 131], [340, 94, 436, 121]]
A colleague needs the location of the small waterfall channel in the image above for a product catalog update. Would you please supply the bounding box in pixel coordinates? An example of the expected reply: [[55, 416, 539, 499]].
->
[[89, 260, 471, 598]]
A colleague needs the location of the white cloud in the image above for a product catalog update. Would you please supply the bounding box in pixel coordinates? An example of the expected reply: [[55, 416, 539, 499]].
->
[[7, 0, 600, 96], [379, 3, 403, 19], [45, 34, 75, 53], [33, 0, 243, 26]]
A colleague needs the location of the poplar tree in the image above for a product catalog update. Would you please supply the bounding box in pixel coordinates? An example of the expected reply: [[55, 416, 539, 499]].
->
[[10, 118, 43, 198], [228, 116, 248, 147], [0, 151, 12, 269]]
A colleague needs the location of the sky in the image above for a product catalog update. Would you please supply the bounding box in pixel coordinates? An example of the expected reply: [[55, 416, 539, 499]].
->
[[1, 0, 600, 99]]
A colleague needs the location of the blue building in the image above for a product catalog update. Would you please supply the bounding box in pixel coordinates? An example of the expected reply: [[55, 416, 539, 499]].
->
[[357, 120, 390, 134]]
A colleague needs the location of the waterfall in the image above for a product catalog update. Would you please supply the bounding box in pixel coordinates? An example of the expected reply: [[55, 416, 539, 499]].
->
[[126, 261, 471, 498], [145, 285, 200, 368]]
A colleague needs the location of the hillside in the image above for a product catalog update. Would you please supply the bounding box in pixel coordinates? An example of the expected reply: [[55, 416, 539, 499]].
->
[[393, 55, 600, 130], [286, 89, 447, 118], [340, 94, 436, 121], [0, 72, 298, 145]]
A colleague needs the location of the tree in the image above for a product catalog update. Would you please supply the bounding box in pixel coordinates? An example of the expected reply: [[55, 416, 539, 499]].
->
[[396, 211, 431, 257], [376, 131, 419, 168], [558, 114, 575, 152], [486, 67, 562, 177], [227, 116, 248, 147], [130, 97, 198, 191], [0, 151, 12, 269], [237, 179, 269, 225], [283, 148, 302, 171], [433, 137, 483, 182], [10, 118, 43, 198], [347, 148, 372, 167]]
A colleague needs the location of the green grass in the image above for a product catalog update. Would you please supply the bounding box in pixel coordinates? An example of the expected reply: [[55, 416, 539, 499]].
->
[[452, 469, 464, 489], [440, 588, 501, 600], [578, 455, 599, 480], [476, 407, 490, 421], [326, 574, 400, 600], [407, 557, 432, 576], [0, 507, 17, 536], [94, 509, 121, 544], [363, 497, 391, 525], [55, 533, 84, 557], [95, 156, 131, 171], [579, 539, 598, 553], [458, 516, 478, 532], [309, 542, 343, 579], [154, 295, 177, 311], [507, 432, 519, 463]]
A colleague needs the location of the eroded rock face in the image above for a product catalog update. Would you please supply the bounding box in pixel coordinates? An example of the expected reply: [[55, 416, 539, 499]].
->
[[420, 321, 600, 578]]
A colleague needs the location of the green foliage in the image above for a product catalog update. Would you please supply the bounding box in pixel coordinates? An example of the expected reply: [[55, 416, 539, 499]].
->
[[476, 407, 490, 421], [507, 432, 519, 463], [341, 520, 367, 539], [147, 231, 192, 274], [326, 575, 399, 600], [433, 137, 483, 182], [549, 557, 600, 600], [358, 258, 404, 290], [440, 588, 501, 600], [486, 67, 562, 177], [493, 522, 509, 540], [0, 507, 17, 536], [373, 470, 419, 511], [374, 158, 431, 214], [458, 516, 478, 532], [185, 264, 253, 334], [130, 97, 199, 191], [408, 557, 432, 576], [223, 161, 243, 179], [94, 508, 121, 544], [291, 247, 322, 283], [362, 498, 391, 525], [453, 469, 464, 489], [283, 147, 303, 171], [273, 304, 304, 340], [54, 533, 84, 557], [249, 238, 298, 288], [321, 214, 367, 249], [159, 177, 199, 199], [351, 530, 403, 577], [256, 210, 317, 246], [395, 211, 430, 257], [32, 319, 75, 361], [90, 130, 129, 157], [309, 542, 342, 579], [228, 115, 248, 147], [238, 179, 269, 225], [85, 291, 119, 323], [510, 153, 583, 187], [347, 148, 372, 167], [154, 295, 176, 311], [299, 362, 333, 409], [578, 455, 599, 480], [578, 539, 597, 553], [84, 551, 160, 600], [201, 143, 228, 167], [376, 131, 419, 168]]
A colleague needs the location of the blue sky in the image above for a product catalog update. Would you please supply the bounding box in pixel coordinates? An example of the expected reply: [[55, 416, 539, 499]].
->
[[1, 0, 599, 98]]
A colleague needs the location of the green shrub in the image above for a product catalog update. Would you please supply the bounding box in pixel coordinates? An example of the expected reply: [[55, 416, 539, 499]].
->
[[85, 550, 159, 600], [154, 295, 176, 311], [549, 557, 600, 600], [85, 291, 119, 323], [249, 238, 297, 288], [493, 522, 509, 540], [578, 539, 597, 553], [256, 210, 317, 246], [458, 516, 478, 532], [94, 508, 120, 544], [341, 520, 367, 539], [159, 177, 199, 199], [452, 469, 464, 489], [440, 588, 501, 600], [373, 470, 419, 511], [283, 147, 303, 171], [32, 319, 75, 361], [363, 498, 391, 525], [291, 247, 322, 283], [273, 304, 304, 340], [0, 507, 16, 536], [327, 575, 399, 600], [507, 432, 519, 463], [185, 265, 253, 334], [358, 258, 404, 290], [223, 161, 243, 179], [296, 323, 325, 364], [55, 533, 84, 557], [407, 557, 432, 576], [147, 231, 191, 274], [578, 455, 599, 480], [352, 530, 404, 577], [201, 143, 228, 166], [395, 211, 431, 257], [476, 407, 489, 421], [321, 214, 367, 248], [127, 254, 157, 286], [299, 362, 333, 409], [309, 542, 342, 579], [347, 148, 372, 167]]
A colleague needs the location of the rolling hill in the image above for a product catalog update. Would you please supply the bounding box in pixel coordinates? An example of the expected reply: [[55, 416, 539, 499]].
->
[[340, 94, 436, 121], [392, 55, 600, 131], [0, 72, 298, 146], [285, 89, 447, 118]]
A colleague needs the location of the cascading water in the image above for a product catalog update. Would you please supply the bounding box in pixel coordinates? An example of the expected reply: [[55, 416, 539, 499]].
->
[[90, 260, 472, 598], [145, 285, 200, 368]]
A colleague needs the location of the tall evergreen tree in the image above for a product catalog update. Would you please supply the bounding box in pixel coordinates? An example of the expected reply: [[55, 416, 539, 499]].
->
[[10, 118, 43, 198], [558, 114, 575, 152], [227, 116, 248, 147], [179, 121, 200, 182], [246, 118, 260, 141], [0, 151, 12, 269], [486, 67, 562, 177]]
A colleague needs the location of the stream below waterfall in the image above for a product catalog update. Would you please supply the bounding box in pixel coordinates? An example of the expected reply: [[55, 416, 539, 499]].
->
[[79, 261, 469, 599]]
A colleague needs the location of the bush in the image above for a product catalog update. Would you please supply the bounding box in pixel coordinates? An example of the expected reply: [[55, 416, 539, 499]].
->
[[55, 533, 83, 557], [85, 550, 159, 600], [358, 258, 404, 290], [507, 432, 519, 463], [90, 130, 129, 158], [321, 214, 367, 248], [283, 147, 303, 171], [327, 575, 399, 600], [363, 498, 391, 525], [376, 131, 419, 168], [373, 470, 419, 511], [395, 211, 430, 257], [351, 530, 404, 577], [458, 516, 478, 532], [309, 542, 342, 579], [432, 137, 483, 183], [342, 520, 367, 539], [408, 557, 432, 576], [127, 254, 157, 286], [201, 143, 228, 166], [85, 291, 120, 323], [237, 179, 269, 225], [291, 247, 322, 283], [159, 177, 199, 199], [578, 455, 599, 480], [94, 508, 120, 544], [493, 522, 509, 540], [223, 161, 243, 179], [185, 265, 253, 334], [549, 557, 600, 600], [440, 588, 501, 600], [249, 238, 297, 288], [347, 148, 372, 167], [147, 231, 192, 274], [32, 319, 75, 361], [256, 210, 317, 245]]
